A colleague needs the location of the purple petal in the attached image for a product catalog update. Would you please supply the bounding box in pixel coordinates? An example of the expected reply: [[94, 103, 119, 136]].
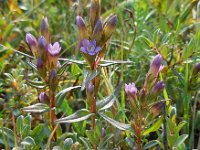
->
[[80, 47, 87, 53], [81, 39, 90, 47], [94, 46, 101, 53], [90, 40, 96, 47]]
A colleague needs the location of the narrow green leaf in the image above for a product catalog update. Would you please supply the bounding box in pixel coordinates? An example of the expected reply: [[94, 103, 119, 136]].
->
[[56, 109, 94, 123], [99, 113, 131, 131], [56, 86, 81, 106], [16, 115, 24, 135], [21, 136, 35, 146], [173, 134, 188, 147], [142, 117, 163, 136], [79, 137, 93, 149], [22, 103, 50, 113]]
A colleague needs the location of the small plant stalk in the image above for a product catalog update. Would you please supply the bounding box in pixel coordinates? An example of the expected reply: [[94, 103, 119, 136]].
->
[[50, 90, 56, 139], [12, 112, 18, 148]]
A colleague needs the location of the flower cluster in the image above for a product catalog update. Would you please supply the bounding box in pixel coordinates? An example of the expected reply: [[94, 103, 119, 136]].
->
[[26, 17, 61, 86], [76, 0, 117, 68], [125, 54, 165, 114]]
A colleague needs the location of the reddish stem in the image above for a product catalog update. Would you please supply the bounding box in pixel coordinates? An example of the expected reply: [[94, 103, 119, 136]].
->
[[50, 91, 56, 140]]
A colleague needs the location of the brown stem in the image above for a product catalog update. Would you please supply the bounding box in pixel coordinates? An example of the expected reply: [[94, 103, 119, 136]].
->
[[12, 112, 18, 148], [50, 90, 56, 140]]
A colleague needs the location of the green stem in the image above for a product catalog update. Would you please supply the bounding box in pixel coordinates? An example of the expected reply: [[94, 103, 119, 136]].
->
[[0, 119, 9, 150]]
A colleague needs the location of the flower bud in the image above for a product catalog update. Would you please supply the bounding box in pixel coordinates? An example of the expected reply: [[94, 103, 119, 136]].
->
[[36, 58, 44, 69], [39, 92, 49, 103], [38, 36, 46, 49], [149, 54, 163, 77], [26, 33, 38, 57], [125, 83, 138, 99], [76, 16, 87, 39], [90, 0, 101, 30], [92, 18, 103, 41], [103, 15, 117, 40], [26, 33, 37, 47], [50, 69, 56, 81], [152, 81, 164, 93], [192, 63, 200, 76], [40, 17, 49, 32], [150, 100, 165, 117], [40, 17, 49, 42], [87, 82, 94, 94]]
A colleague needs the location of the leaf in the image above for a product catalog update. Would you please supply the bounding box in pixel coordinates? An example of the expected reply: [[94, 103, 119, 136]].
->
[[99, 113, 131, 131], [142, 117, 163, 136], [21, 136, 35, 146], [99, 134, 114, 149], [31, 124, 44, 144], [26, 79, 46, 89], [97, 83, 122, 111], [0, 127, 15, 147], [56, 109, 94, 123], [22, 103, 50, 113], [173, 134, 188, 147], [64, 138, 73, 150], [143, 140, 164, 149], [56, 86, 81, 106], [176, 121, 187, 133], [79, 137, 92, 149], [81, 69, 100, 91], [16, 115, 24, 135], [99, 60, 133, 67], [85, 130, 99, 146], [57, 61, 71, 77]]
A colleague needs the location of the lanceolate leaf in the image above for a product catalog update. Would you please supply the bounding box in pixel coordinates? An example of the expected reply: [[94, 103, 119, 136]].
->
[[79, 137, 93, 149], [21, 136, 36, 146], [22, 103, 50, 113], [173, 134, 188, 147], [97, 83, 122, 111], [99, 113, 131, 131], [0, 127, 15, 147], [56, 109, 94, 123], [142, 117, 163, 136], [81, 69, 101, 91], [56, 86, 81, 105]]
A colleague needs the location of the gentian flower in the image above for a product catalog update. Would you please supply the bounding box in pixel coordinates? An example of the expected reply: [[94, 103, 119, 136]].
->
[[47, 42, 61, 57], [192, 62, 200, 76], [125, 83, 138, 99], [36, 58, 44, 69], [87, 82, 94, 94], [80, 39, 101, 56], [150, 101, 165, 116], [92, 18, 103, 41], [149, 54, 163, 77], [103, 15, 117, 39], [76, 16, 87, 39]]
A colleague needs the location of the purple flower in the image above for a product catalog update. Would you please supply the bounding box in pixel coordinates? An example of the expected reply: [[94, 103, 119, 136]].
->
[[47, 42, 61, 56], [150, 101, 165, 116], [152, 81, 164, 93], [80, 39, 101, 55], [50, 69, 56, 81], [38, 36, 46, 48], [149, 54, 163, 76], [26, 33, 37, 47], [40, 17, 49, 31], [125, 83, 138, 98], [106, 15, 117, 27]]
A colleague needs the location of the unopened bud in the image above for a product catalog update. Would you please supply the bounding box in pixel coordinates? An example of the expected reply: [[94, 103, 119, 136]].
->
[[92, 18, 103, 41], [39, 92, 49, 103], [87, 82, 94, 94], [36, 58, 44, 69], [40, 17, 49, 32], [192, 63, 200, 76], [26, 33, 37, 47], [103, 15, 117, 40], [152, 81, 164, 93], [38, 36, 46, 49], [150, 100, 165, 117], [76, 16, 87, 39], [90, 0, 101, 30], [149, 54, 163, 77]]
